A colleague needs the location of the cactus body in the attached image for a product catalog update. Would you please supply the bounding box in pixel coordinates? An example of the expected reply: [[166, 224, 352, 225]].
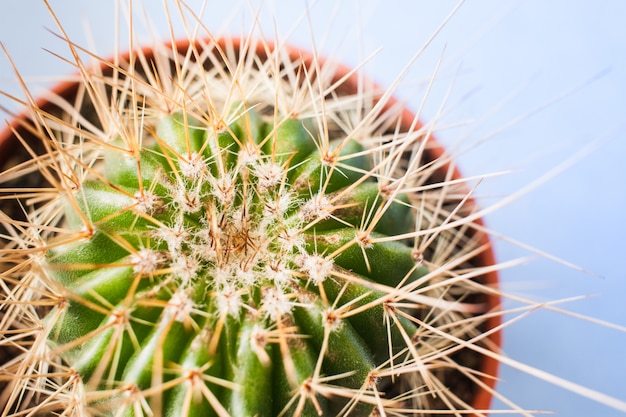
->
[[0, 37, 499, 416], [47, 108, 424, 415]]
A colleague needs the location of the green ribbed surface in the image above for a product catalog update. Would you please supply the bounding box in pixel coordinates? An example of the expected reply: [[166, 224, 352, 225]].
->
[[47, 108, 427, 416]]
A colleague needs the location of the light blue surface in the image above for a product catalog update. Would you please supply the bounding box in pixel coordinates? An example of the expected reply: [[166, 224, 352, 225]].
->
[[1, 1, 625, 415]]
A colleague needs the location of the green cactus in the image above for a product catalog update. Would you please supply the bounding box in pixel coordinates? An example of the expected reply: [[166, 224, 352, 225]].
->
[[45, 104, 430, 415], [0, 29, 499, 417]]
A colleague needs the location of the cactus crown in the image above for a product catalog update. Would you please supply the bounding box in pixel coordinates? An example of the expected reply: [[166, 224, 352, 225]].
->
[[0, 35, 498, 416]]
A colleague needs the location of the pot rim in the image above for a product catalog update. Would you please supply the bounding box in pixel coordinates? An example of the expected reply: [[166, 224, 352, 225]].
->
[[0, 36, 501, 414]]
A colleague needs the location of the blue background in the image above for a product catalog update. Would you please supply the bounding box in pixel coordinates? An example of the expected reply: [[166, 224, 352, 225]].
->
[[1, 1, 625, 415]]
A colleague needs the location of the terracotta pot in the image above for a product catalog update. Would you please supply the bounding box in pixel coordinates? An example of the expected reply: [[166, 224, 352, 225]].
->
[[0, 37, 500, 415]]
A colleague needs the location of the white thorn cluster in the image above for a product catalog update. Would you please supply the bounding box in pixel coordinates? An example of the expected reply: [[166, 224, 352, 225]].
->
[[239, 142, 259, 166], [265, 260, 293, 288], [277, 227, 304, 253], [253, 161, 284, 192], [299, 194, 331, 221], [299, 253, 334, 284], [155, 221, 188, 254], [134, 191, 161, 213], [211, 175, 236, 207], [172, 255, 200, 285], [215, 283, 243, 317], [166, 290, 194, 323], [263, 192, 294, 218], [130, 248, 162, 274], [173, 185, 203, 213], [261, 287, 292, 320], [322, 308, 343, 332], [179, 152, 205, 179]]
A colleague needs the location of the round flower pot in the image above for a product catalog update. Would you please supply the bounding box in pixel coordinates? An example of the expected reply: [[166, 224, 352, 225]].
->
[[0, 37, 500, 416]]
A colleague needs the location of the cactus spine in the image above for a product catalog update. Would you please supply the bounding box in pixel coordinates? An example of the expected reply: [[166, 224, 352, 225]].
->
[[0, 28, 499, 417]]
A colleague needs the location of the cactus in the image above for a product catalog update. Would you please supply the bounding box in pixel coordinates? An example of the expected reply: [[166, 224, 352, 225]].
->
[[0, 14, 503, 417]]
